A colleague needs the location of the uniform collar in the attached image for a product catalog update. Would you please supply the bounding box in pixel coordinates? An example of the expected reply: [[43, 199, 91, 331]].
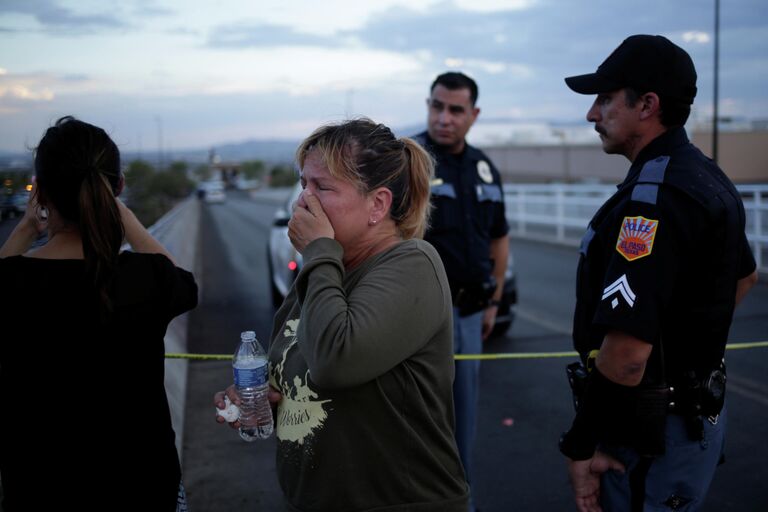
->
[[418, 131, 482, 161], [621, 126, 690, 187]]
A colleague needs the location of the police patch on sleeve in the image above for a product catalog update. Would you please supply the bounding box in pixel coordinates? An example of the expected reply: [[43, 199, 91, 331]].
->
[[616, 216, 658, 261]]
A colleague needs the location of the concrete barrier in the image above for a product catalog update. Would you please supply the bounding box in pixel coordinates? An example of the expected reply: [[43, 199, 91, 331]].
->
[[145, 196, 201, 457]]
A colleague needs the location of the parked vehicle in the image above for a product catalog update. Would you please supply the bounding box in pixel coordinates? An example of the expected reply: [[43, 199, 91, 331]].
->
[[198, 180, 227, 203], [492, 251, 518, 338], [1, 191, 29, 220], [267, 185, 303, 308], [266, 184, 518, 337]]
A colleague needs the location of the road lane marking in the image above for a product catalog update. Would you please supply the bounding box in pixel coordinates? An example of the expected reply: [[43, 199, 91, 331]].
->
[[514, 306, 572, 335], [728, 379, 768, 407]]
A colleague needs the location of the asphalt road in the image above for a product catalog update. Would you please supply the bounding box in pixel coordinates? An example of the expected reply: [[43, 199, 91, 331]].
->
[[180, 190, 768, 512], [1, 191, 766, 511]]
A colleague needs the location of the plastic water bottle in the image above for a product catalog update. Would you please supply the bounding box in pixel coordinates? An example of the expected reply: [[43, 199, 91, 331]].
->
[[233, 331, 273, 441]]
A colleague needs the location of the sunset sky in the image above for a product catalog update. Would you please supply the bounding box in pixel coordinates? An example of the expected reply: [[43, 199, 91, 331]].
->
[[1, 0, 766, 153]]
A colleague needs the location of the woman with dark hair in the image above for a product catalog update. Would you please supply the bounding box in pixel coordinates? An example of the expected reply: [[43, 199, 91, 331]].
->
[[215, 118, 469, 511], [0, 116, 197, 511]]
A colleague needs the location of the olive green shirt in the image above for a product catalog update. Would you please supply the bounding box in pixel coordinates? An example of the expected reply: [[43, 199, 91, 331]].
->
[[269, 237, 469, 512]]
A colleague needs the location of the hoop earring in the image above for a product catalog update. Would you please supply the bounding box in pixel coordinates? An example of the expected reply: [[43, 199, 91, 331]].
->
[[35, 204, 49, 223]]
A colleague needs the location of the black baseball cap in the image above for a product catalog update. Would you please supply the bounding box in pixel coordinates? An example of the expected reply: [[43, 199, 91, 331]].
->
[[565, 35, 697, 105]]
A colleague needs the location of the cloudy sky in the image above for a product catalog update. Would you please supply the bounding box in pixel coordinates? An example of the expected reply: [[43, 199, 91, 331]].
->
[[1, 0, 766, 153]]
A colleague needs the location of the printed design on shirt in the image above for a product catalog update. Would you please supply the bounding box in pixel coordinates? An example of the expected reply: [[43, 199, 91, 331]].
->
[[477, 160, 493, 183], [616, 216, 658, 261], [284, 318, 299, 338], [272, 318, 331, 446], [602, 274, 636, 309]]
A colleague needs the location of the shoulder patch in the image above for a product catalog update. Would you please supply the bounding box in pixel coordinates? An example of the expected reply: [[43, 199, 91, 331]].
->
[[616, 216, 658, 261]]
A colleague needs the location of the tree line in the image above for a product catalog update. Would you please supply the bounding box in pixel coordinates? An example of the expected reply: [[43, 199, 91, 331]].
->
[[1, 158, 298, 227]]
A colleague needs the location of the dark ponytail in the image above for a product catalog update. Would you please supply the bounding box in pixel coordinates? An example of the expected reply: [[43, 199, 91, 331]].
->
[[35, 116, 124, 322], [79, 170, 124, 320]]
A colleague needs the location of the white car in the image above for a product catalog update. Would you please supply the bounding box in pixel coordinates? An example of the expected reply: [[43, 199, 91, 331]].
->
[[199, 180, 226, 203], [267, 184, 303, 308]]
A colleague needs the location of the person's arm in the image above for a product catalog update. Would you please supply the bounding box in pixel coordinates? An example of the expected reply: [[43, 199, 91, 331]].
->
[[735, 270, 758, 306], [562, 330, 648, 509], [117, 200, 177, 266], [566, 451, 625, 512], [0, 184, 47, 258], [294, 237, 448, 389], [0, 218, 40, 258], [287, 193, 450, 388], [595, 330, 653, 386], [482, 233, 509, 339]]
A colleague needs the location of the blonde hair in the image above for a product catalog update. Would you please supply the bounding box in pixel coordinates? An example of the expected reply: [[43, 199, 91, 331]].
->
[[296, 118, 434, 239]]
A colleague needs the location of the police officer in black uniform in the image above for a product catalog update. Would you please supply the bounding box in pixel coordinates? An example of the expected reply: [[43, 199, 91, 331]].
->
[[559, 35, 758, 512], [414, 71, 509, 512]]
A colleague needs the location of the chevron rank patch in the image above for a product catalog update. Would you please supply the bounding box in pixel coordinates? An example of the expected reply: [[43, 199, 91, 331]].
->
[[602, 274, 636, 309], [616, 216, 658, 261]]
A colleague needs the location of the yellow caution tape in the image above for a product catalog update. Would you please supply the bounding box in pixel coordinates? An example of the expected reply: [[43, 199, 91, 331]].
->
[[166, 353, 231, 361], [453, 351, 577, 360], [722, 341, 768, 350], [166, 340, 768, 362]]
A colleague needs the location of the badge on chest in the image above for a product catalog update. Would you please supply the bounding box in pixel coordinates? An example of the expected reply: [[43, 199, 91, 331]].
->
[[477, 160, 493, 184]]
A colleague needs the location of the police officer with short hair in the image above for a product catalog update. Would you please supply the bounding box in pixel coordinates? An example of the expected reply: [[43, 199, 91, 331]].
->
[[414, 71, 510, 512], [559, 35, 758, 512]]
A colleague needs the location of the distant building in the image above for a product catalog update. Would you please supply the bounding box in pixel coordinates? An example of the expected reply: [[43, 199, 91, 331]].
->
[[476, 122, 768, 184], [208, 148, 241, 187], [691, 129, 768, 183]]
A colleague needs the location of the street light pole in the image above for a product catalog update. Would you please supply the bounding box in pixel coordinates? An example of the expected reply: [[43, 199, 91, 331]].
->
[[155, 116, 164, 171], [713, 0, 720, 164]]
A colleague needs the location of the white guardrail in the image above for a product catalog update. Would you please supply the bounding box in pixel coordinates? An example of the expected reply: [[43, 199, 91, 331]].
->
[[504, 183, 768, 273]]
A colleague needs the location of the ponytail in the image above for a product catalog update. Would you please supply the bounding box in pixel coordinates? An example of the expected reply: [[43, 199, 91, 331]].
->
[[396, 138, 433, 239], [79, 170, 124, 321]]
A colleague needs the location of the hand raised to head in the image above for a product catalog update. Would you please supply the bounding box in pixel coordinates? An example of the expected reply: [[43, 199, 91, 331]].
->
[[25, 181, 48, 235], [288, 192, 334, 253]]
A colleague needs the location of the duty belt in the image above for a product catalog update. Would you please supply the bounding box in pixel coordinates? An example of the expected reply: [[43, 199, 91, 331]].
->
[[450, 279, 496, 317], [667, 362, 727, 424]]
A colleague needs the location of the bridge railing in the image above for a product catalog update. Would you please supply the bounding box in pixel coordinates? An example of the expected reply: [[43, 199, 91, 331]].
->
[[504, 183, 768, 273]]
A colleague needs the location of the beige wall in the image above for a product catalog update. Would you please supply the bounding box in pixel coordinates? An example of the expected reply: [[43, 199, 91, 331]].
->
[[482, 144, 625, 183], [483, 130, 768, 184], [692, 131, 768, 183]]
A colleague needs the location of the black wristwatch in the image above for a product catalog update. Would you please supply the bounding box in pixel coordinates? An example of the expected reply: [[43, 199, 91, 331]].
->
[[488, 299, 501, 308]]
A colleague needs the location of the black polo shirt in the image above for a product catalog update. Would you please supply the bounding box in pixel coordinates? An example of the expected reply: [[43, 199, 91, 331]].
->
[[415, 132, 509, 289], [573, 127, 756, 379]]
